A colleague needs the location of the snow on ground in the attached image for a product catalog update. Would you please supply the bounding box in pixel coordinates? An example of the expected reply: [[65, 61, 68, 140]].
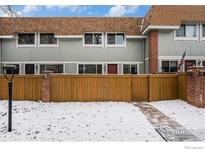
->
[[152, 100, 205, 141], [0, 101, 162, 141]]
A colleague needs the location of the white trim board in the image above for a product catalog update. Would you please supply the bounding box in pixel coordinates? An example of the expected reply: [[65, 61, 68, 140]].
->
[[126, 35, 147, 39], [142, 25, 180, 35], [55, 35, 83, 38], [2, 61, 143, 64], [0, 35, 14, 39], [158, 56, 205, 60]]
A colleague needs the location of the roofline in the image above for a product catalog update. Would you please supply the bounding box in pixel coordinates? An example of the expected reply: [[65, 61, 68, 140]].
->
[[142, 25, 180, 35], [0, 16, 143, 19]]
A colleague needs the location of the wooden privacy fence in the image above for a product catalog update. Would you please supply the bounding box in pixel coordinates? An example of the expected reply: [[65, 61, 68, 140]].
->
[[0, 75, 42, 101], [0, 74, 187, 102]]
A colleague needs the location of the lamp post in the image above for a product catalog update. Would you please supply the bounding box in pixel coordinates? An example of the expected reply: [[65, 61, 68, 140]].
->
[[2, 65, 18, 132]]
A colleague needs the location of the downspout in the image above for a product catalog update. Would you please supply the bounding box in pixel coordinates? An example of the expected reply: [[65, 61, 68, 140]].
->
[[143, 38, 146, 74], [0, 39, 2, 74]]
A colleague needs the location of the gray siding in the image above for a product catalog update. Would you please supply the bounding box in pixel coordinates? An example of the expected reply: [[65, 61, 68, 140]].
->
[[65, 63, 77, 74], [158, 31, 205, 57], [2, 37, 144, 62]]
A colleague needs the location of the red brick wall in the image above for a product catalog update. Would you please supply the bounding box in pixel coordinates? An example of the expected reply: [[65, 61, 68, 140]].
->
[[148, 30, 158, 73], [187, 67, 205, 108]]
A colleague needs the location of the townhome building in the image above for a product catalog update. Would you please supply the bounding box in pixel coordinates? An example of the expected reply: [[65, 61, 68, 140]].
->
[[1, 5, 205, 75]]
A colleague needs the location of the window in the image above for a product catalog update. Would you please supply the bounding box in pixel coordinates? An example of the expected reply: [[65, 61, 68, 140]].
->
[[202, 24, 205, 37], [4, 64, 19, 74], [84, 33, 102, 45], [78, 64, 102, 74], [40, 33, 57, 45], [18, 33, 35, 45], [40, 64, 63, 74], [176, 24, 197, 38], [123, 64, 138, 74], [25, 64, 35, 74], [162, 61, 178, 72], [107, 33, 125, 46]]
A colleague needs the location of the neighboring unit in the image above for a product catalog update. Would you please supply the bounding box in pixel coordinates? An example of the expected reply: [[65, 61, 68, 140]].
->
[[1, 5, 205, 75]]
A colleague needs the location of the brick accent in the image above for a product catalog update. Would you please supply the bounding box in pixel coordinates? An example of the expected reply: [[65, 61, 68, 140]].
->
[[148, 30, 158, 73], [41, 71, 53, 102], [187, 66, 205, 108]]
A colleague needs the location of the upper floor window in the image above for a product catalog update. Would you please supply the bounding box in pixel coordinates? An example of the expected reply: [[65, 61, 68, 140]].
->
[[84, 33, 103, 46], [202, 24, 205, 37], [18, 33, 35, 45], [176, 24, 197, 38], [39, 33, 57, 45], [107, 33, 125, 46]]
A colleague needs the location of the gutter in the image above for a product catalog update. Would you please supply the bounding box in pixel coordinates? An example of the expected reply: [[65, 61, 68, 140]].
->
[[141, 25, 180, 35]]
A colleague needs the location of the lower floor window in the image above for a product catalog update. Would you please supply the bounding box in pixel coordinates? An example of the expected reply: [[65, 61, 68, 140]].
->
[[40, 64, 63, 74], [25, 64, 35, 74], [162, 61, 178, 72], [123, 64, 138, 74], [78, 64, 102, 74], [4, 64, 20, 74]]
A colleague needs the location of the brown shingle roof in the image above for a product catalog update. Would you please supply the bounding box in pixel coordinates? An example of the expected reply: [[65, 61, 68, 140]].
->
[[142, 5, 205, 32], [0, 17, 142, 35]]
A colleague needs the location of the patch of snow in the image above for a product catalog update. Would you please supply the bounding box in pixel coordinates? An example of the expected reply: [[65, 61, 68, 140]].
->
[[0, 101, 163, 141], [152, 100, 205, 141]]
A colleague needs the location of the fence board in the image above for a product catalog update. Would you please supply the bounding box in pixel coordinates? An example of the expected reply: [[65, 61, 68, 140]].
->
[[1, 74, 187, 102], [0, 75, 42, 101], [149, 74, 178, 102], [178, 74, 187, 101]]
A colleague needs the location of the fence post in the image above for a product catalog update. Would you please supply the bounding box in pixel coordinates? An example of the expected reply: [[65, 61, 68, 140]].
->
[[41, 71, 53, 102], [186, 66, 205, 108]]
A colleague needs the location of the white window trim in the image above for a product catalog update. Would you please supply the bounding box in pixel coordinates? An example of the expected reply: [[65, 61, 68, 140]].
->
[[38, 33, 59, 47], [122, 63, 139, 75], [105, 32, 126, 48], [4, 63, 21, 75], [83, 32, 104, 48], [16, 32, 37, 48], [174, 23, 198, 41], [200, 23, 205, 41]]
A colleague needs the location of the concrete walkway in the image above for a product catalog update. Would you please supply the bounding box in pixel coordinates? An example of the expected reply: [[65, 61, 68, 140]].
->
[[134, 102, 201, 142]]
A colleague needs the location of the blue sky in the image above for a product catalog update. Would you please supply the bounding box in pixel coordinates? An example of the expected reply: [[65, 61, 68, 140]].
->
[[0, 5, 150, 17]]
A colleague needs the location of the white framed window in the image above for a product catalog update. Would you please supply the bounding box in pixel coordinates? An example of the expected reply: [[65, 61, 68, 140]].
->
[[78, 64, 103, 74], [122, 64, 138, 74], [161, 61, 178, 72], [3, 64, 20, 74], [106, 33, 126, 47], [40, 64, 63, 74], [83, 33, 103, 47], [25, 64, 35, 74], [200, 23, 205, 41], [174, 23, 198, 40], [16, 33, 36, 47], [38, 33, 58, 47]]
